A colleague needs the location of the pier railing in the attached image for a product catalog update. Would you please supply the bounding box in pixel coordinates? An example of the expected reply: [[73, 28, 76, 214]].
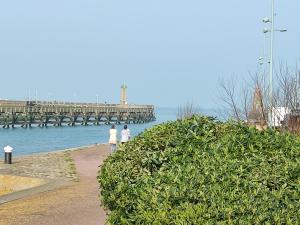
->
[[0, 100, 155, 128]]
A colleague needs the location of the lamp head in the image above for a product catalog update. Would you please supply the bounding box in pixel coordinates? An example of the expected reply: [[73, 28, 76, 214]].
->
[[263, 28, 269, 33], [263, 17, 271, 23]]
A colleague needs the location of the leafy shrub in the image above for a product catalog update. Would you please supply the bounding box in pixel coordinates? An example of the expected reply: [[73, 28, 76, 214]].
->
[[98, 116, 300, 224]]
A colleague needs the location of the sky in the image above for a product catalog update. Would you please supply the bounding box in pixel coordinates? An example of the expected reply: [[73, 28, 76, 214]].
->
[[0, 1, 299, 108]]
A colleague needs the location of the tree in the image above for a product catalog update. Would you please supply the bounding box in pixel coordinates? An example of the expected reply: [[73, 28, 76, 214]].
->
[[219, 64, 300, 131], [177, 102, 199, 120]]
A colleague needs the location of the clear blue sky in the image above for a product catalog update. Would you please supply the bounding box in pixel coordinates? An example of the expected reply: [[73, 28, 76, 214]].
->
[[0, 1, 299, 108]]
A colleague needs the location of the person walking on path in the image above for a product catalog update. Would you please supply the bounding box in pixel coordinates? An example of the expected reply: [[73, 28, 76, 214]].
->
[[121, 124, 131, 144], [109, 124, 117, 152]]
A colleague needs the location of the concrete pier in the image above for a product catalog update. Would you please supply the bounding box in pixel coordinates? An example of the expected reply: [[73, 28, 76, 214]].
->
[[0, 100, 155, 128]]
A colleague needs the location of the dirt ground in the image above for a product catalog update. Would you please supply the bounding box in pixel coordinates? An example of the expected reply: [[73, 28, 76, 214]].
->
[[0, 145, 110, 225]]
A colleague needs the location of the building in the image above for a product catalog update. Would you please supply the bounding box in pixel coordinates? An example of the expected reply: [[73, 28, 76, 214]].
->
[[248, 86, 267, 127], [271, 107, 290, 127], [282, 109, 300, 133]]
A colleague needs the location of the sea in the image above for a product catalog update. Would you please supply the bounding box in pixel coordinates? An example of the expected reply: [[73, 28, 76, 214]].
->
[[0, 107, 217, 156]]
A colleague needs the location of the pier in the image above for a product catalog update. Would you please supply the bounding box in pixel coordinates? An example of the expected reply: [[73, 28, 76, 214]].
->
[[0, 100, 155, 128]]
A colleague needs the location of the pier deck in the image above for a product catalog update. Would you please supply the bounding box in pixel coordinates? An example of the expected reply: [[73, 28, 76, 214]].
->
[[0, 100, 155, 128]]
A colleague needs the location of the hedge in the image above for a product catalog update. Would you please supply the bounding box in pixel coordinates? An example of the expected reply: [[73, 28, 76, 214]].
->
[[98, 116, 300, 224]]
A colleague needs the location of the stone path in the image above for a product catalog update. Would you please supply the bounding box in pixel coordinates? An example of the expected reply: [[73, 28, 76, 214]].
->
[[0, 145, 110, 225]]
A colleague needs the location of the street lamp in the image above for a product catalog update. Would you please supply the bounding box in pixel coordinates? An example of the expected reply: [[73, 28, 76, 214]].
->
[[297, 59, 300, 109], [258, 57, 264, 66], [96, 94, 99, 105], [263, 28, 287, 33], [48, 92, 52, 105], [262, 0, 287, 126]]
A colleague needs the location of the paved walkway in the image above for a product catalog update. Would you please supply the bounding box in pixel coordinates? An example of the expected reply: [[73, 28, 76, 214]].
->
[[0, 145, 110, 225]]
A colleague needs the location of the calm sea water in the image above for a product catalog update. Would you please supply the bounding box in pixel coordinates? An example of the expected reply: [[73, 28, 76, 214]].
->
[[0, 107, 216, 156]]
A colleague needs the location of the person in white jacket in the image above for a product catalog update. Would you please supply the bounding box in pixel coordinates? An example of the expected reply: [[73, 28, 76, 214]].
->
[[121, 124, 130, 144], [109, 124, 117, 152]]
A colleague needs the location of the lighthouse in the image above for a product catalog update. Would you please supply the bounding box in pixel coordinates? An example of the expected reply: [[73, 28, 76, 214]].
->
[[120, 83, 128, 105]]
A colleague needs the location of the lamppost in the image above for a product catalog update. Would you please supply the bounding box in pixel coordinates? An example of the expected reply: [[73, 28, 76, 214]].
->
[[35, 89, 38, 104], [297, 59, 300, 109], [73, 93, 77, 105], [48, 92, 52, 105], [28, 89, 31, 102], [262, 0, 287, 126]]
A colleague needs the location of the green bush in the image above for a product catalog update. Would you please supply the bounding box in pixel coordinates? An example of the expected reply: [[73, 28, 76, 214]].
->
[[98, 116, 300, 224]]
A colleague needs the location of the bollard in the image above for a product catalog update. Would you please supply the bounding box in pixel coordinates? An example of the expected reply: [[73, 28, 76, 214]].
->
[[5, 152, 12, 164], [4, 145, 13, 164]]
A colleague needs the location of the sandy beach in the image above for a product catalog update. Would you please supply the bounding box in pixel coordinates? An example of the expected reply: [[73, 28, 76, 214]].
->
[[0, 144, 110, 225]]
